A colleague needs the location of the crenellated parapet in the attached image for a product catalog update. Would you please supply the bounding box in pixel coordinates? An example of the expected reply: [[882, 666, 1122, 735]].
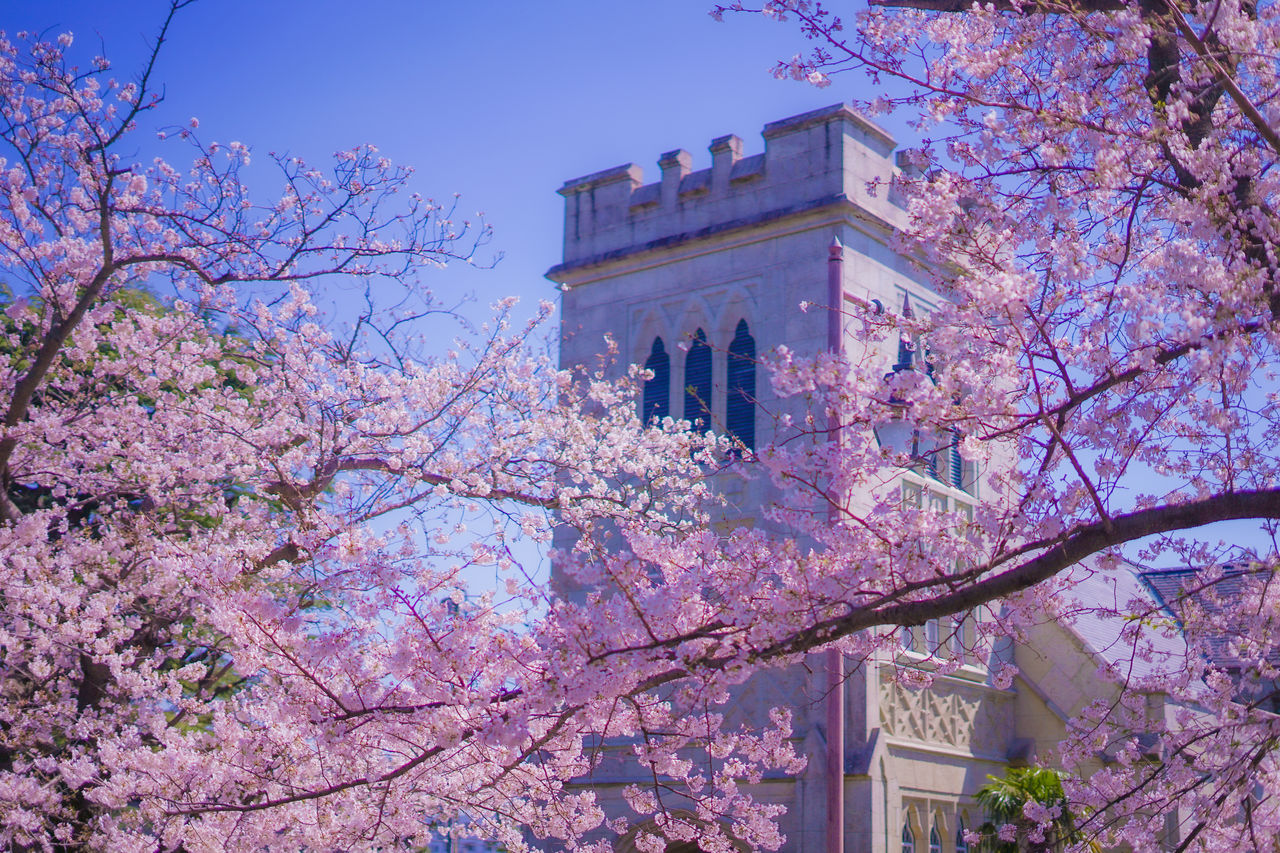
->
[[552, 103, 904, 274]]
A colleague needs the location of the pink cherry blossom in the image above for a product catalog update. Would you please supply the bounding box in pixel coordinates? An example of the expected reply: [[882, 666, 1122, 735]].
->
[[7, 0, 1280, 849]]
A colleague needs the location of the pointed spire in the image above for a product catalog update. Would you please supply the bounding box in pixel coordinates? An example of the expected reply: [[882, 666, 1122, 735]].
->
[[895, 293, 916, 372]]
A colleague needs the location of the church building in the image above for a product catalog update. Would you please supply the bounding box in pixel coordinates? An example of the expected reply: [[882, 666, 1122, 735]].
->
[[545, 104, 1174, 853]]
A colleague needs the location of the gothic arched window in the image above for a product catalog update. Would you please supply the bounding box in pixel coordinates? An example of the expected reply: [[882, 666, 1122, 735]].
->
[[928, 825, 942, 853], [642, 337, 670, 425], [955, 819, 970, 853], [684, 328, 712, 433], [901, 822, 915, 853], [726, 319, 756, 451]]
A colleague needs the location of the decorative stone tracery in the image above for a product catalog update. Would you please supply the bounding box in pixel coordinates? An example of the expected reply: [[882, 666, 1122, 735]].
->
[[879, 675, 1013, 757]]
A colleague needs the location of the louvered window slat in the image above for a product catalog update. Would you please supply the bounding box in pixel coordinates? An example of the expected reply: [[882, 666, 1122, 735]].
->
[[949, 429, 964, 490]]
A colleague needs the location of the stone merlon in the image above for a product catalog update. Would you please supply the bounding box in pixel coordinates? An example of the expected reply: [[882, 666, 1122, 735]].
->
[[550, 103, 904, 278]]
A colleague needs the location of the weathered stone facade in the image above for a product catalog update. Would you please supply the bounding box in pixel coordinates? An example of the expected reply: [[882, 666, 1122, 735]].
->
[[547, 104, 1148, 853]]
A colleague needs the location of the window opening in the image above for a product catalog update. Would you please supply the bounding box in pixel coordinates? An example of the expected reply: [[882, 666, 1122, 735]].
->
[[949, 429, 964, 490], [901, 822, 916, 853], [684, 328, 713, 433], [726, 319, 756, 451], [643, 337, 670, 425], [951, 613, 967, 659], [928, 825, 942, 853]]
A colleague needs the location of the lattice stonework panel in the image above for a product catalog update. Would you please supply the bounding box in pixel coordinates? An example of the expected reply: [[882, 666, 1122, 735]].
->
[[880, 676, 1013, 756]]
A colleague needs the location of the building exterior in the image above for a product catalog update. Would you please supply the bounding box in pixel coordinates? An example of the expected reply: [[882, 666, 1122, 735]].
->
[[545, 104, 1177, 853], [426, 836, 501, 853]]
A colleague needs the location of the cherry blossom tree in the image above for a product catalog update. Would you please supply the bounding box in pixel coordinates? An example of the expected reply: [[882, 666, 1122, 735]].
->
[[701, 0, 1280, 849], [9, 0, 1280, 848], [0, 6, 736, 850]]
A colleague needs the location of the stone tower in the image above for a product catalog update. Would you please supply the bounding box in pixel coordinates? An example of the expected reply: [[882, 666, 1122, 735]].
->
[[546, 104, 1066, 853]]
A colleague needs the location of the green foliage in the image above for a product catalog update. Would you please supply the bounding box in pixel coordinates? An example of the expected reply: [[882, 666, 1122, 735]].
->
[[1, 286, 261, 532], [975, 767, 1095, 853]]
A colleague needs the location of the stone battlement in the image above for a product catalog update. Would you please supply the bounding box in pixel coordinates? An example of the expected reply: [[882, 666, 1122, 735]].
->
[[553, 103, 904, 273]]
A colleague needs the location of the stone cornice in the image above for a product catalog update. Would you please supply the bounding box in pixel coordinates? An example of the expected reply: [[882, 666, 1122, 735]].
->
[[546, 193, 899, 285]]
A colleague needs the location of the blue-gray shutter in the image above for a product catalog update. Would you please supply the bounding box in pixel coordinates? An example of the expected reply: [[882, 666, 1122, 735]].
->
[[949, 429, 964, 490]]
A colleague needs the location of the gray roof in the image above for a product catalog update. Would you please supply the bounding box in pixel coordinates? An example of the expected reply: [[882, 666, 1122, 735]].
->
[[1136, 563, 1273, 671], [1057, 559, 1189, 684]]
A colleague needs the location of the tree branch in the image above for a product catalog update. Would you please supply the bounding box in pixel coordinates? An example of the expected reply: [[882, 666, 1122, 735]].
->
[[767, 488, 1280, 657]]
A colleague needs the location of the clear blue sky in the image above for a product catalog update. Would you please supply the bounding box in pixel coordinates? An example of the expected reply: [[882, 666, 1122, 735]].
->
[[0, 0, 916, 590], [2, 3, 1266, 566], [0, 1, 899, 313]]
